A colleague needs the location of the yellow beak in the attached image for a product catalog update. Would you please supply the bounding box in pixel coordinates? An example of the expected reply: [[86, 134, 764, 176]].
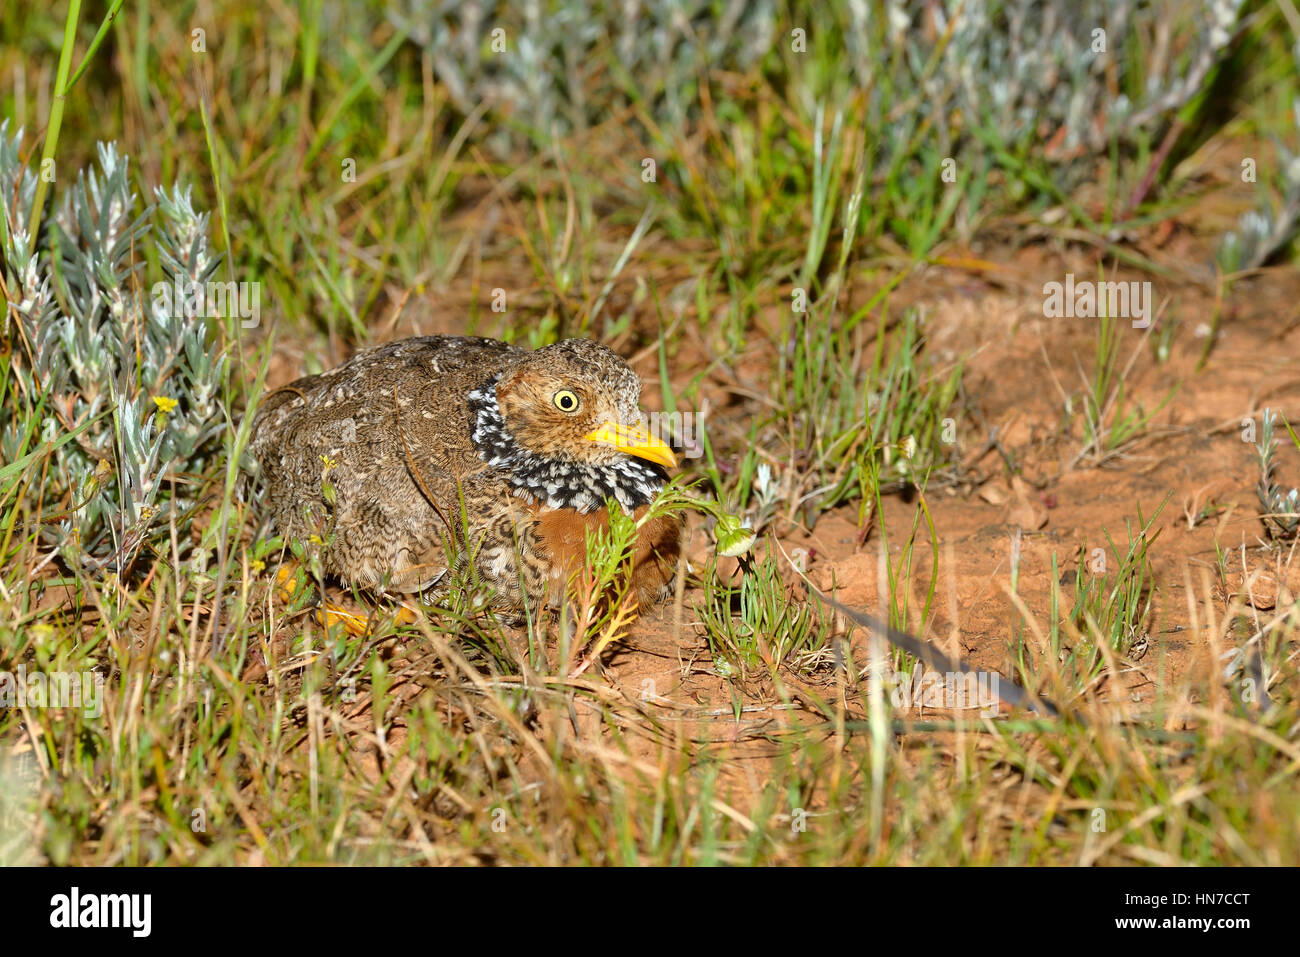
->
[[584, 421, 678, 469]]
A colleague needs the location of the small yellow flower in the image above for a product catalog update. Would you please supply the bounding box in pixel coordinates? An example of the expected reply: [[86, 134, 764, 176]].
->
[[250, 559, 265, 573], [308, 534, 325, 546], [153, 395, 179, 431], [319, 453, 338, 472]]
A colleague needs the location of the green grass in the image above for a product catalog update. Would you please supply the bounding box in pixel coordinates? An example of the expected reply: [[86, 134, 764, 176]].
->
[[1077, 306, 1180, 465], [2, 1, 1299, 866], [697, 551, 835, 681]]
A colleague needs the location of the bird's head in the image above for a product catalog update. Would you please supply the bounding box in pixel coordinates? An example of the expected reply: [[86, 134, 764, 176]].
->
[[494, 339, 677, 470], [468, 339, 676, 512]]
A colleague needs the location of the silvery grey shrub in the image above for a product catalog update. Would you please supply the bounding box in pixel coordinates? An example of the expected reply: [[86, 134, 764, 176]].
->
[[388, 1, 1245, 177], [1256, 408, 1300, 541], [388, 0, 775, 140], [1217, 65, 1300, 273], [386, 0, 1262, 254], [0, 122, 228, 573]]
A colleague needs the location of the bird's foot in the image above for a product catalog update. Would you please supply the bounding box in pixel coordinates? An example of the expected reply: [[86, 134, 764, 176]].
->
[[274, 563, 421, 636], [317, 599, 422, 636]]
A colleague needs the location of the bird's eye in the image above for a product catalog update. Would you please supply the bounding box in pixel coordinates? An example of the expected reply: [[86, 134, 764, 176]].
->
[[553, 390, 580, 413]]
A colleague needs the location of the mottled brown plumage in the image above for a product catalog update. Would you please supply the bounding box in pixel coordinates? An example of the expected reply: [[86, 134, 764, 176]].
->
[[247, 336, 681, 611]]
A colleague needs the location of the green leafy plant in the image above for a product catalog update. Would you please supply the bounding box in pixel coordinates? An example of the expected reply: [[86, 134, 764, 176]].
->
[[697, 552, 833, 680], [1076, 307, 1178, 465], [1068, 499, 1166, 672]]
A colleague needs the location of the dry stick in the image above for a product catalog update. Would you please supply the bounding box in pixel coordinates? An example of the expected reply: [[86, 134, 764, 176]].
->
[[774, 540, 1070, 720], [1122, 118, 1186, 219], [378, 286, 415, 337], [672, 538, 688, 660]]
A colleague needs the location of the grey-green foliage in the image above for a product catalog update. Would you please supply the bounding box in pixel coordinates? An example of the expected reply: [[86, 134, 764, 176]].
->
[[389, 0, 1243, 171], [0, 122, 228, 571], [1217, 50, 1300, 273], [390, 0, 775, 139], [1256, 408, 1299, 541], [880, 0, 1243, 156]]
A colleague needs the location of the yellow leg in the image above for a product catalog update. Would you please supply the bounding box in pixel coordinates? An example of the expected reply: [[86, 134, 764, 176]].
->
[[317, 602, 373, 637]]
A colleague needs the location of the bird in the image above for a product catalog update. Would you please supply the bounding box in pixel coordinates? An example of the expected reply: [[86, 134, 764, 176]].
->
[[247, 335, 682, 616]]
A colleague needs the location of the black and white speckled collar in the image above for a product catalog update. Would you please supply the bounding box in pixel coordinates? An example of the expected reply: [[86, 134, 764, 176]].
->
[[466, 374, 666, 513]]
